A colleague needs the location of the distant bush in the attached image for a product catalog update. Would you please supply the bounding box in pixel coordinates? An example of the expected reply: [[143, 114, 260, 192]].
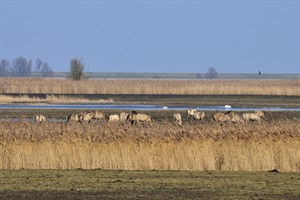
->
[[205, 67, 218, 79], [69, 58, 84, 80]]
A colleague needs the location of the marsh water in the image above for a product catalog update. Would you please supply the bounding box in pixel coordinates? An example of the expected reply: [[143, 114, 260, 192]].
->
[[0, 104, 300, 111]]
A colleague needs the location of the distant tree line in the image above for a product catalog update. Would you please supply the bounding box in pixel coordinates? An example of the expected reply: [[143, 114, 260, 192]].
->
[[1, 56, 218, 80], [0, 57, 53, 77]]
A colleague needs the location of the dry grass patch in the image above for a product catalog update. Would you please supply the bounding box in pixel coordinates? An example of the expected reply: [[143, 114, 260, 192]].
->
[[0, 78, 299, 95], [0, 94, 113, 104], [0, 121, 299, 171]]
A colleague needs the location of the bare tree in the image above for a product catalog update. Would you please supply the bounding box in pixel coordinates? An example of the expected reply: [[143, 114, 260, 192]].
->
[[0, 59, 10, 77], [35, 58, 53, 77], [69, 58, 84, 80], [205, 67, 218, 79], [35, 58, 43, 74], [11, 57, 32, 77], [41, 63, 53, 77]]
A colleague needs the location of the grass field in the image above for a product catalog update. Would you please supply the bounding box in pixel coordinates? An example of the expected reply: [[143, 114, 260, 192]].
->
[[1, 169, 300, 199]]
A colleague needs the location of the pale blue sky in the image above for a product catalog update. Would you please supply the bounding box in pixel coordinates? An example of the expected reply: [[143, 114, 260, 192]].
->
[[0, 0, 299, 73]]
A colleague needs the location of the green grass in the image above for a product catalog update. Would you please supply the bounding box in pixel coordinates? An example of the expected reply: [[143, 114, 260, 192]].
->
[[0, 170, 299, 199]]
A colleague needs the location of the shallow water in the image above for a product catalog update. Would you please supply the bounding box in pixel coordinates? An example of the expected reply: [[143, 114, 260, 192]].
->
[[0, 104, 299, 111]]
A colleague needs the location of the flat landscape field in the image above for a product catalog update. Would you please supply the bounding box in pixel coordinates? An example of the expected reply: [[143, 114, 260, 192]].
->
[[0, 78, 299, 199]]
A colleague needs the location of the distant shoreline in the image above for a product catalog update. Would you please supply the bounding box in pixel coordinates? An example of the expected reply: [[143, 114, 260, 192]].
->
[[49, 72, 299, 80]]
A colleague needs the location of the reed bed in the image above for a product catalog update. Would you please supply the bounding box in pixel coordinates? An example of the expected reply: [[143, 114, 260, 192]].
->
[[0, 78, 299, 95], [0, 94, 113, 104], [0, 121, 299, 172]]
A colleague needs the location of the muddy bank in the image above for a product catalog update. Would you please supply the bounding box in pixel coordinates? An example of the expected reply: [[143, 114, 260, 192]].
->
[[2, 94, 300, 108]]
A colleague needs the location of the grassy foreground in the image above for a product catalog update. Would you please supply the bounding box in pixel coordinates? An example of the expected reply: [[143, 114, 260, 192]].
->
[[0, 169, 299, 199], [0, 121, 299, 172]]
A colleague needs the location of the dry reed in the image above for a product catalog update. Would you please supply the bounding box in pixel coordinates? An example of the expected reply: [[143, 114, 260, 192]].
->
[[0, 94, 113, 104], [0, 121, 299, 172], [0, 78, 299, 95]]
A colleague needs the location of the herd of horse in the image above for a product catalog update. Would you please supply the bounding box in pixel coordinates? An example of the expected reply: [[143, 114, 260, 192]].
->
[[34, 109, 265, 125], [173, 109, 265, 126]]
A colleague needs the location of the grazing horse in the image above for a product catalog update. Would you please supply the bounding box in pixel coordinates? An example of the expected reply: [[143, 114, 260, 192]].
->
[[67, 113, 81, 122], [243, 110, 265, 122], [174, 113, 182, 126], [119, 112, 129, 122], [187, 108, 205, 122], [92, 111, 105, 120], [127, 111, 153, 125], [108, 114, 120, 122], [213, 112, 231, 123], [78, 111, 94, 123], [35, 114, 47, 123], [67, 111, 93, 123], [214, 111, 243, 123], [227, 112, 244, 123]]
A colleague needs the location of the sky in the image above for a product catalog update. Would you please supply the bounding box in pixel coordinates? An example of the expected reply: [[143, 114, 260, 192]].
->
[[0, 0, 299, 73]]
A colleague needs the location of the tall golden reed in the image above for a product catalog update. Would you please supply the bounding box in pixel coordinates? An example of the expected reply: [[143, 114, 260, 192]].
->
[[0, 78, 299, 95], [0, 121, 299, 172]]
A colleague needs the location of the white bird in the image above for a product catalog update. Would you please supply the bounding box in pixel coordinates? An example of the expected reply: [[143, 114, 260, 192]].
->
[[162, 106, 168, 109], [224, 105, 232, 108]]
